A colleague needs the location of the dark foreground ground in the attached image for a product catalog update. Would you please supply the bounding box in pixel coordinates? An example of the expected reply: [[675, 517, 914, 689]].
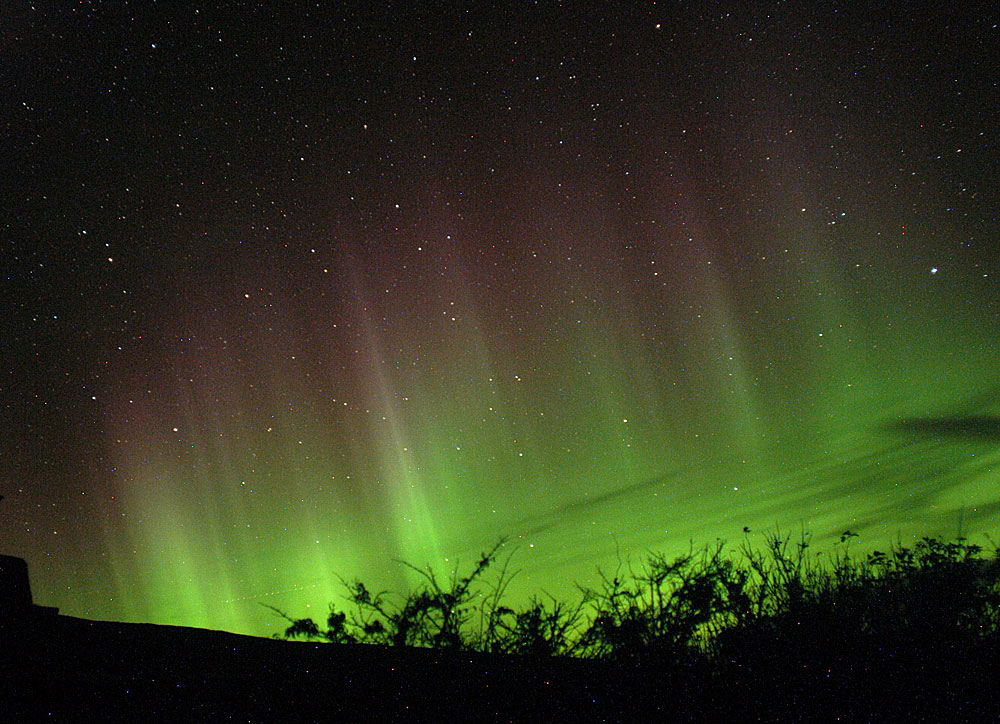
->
[[4, 609, 1000, 723], [5, 612, 615, 723]]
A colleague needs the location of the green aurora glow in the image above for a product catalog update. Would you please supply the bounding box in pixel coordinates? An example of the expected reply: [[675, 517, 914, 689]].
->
[[3, 4, 998, 637], [95, 211, 1000, 635]]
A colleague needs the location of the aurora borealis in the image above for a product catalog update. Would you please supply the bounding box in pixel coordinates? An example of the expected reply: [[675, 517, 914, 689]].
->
[[3, 3, 998, 637]]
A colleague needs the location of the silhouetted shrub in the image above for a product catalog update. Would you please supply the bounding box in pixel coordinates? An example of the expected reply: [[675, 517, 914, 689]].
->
[[270, 529, 1000, 688], [264, 528, 1000, 719]]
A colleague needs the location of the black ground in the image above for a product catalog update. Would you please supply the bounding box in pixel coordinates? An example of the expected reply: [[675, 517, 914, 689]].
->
[[4, 612, 634, 722], [4, 609, 1000, 722]]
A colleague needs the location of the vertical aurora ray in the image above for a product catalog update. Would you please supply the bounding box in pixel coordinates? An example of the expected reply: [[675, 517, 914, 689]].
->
[[356, 286, 447, 580]]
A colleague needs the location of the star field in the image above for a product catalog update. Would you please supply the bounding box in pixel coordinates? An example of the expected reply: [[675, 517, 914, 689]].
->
[[2, 2, 999, 635]]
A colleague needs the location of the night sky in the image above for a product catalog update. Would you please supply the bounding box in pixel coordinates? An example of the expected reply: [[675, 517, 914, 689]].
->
[[3, 2, 999, 637]]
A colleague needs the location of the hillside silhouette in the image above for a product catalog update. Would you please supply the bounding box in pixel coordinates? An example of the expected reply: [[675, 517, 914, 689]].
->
[[4, 530, 1000, 722]]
